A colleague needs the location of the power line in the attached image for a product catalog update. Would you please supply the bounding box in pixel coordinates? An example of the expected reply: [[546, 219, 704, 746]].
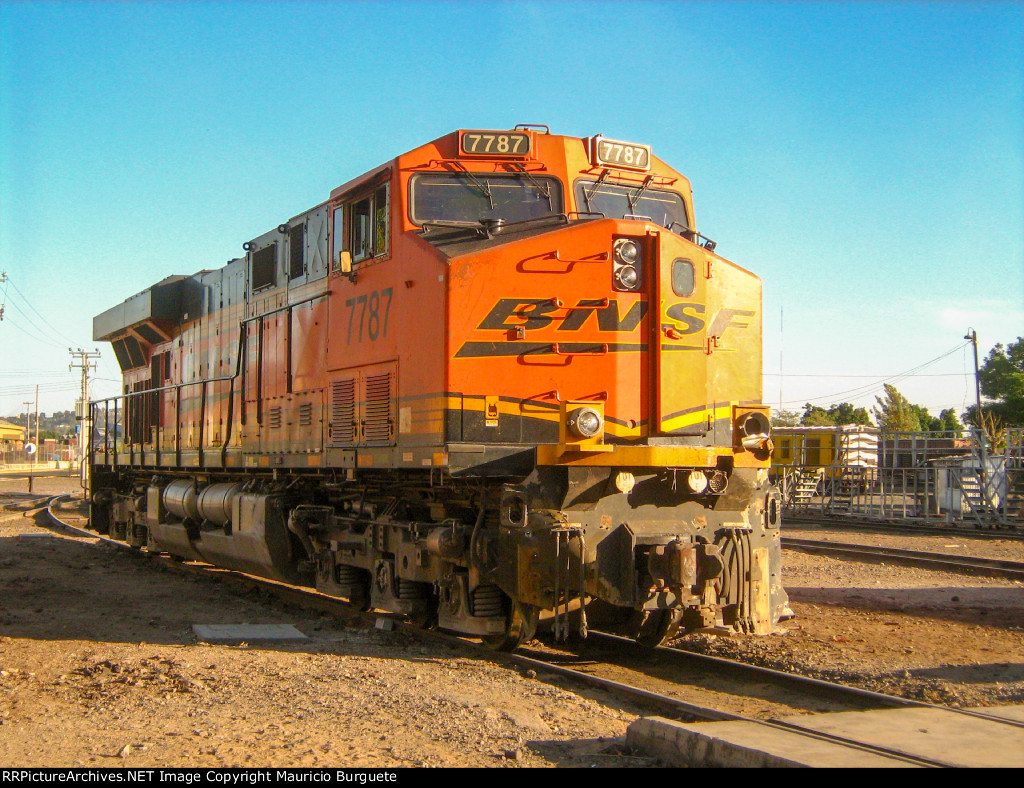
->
[[778, 340, 971, 407], [1, 305, 67, 349], [5, 276, 82, 347], [0, 370, 75, 377]]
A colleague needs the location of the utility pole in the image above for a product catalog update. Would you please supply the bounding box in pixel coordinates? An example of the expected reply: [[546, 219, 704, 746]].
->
[[965, 328, 984, 422], [69, 348, 101, 484], [965, 328, 990, 507], [22, 399, 33, 492], [34, 384, 39, 470]]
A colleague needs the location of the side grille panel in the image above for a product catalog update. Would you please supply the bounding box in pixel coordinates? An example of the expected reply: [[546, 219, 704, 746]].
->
[[328, 377, 356, 446]]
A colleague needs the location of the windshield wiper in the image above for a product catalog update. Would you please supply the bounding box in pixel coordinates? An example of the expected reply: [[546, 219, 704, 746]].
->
[[627, 175, 655, 215], [583, 170, 610, 206], [418, 219, 489, 238], [507, 163, 553, 208], [447, 164, 494, 209], [420, 220, 484, 229]]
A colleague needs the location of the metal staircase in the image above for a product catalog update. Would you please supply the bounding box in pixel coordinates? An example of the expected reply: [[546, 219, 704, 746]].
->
[[786, 468, 823, 510]]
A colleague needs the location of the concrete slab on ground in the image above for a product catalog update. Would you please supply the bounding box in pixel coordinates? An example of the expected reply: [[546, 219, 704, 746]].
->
[[777, 706, 1024, 768], [626, 716, 921, 768], [192, 624, 307, 642], [967, 705, 1024, 724], [628, 704, 1024, 767]]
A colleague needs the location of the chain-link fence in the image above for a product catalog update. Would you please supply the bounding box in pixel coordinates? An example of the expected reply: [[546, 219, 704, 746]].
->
[[1, 447, 75, 468]]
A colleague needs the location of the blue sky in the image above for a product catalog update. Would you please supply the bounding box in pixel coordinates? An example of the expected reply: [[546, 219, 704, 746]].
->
[[1, 0, 1021, 421]]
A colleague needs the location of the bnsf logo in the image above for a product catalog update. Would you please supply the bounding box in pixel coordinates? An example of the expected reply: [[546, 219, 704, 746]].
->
[[477, 298, 755, 337]]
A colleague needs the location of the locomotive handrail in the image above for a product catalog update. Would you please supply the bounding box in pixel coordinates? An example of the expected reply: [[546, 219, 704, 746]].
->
[[669, 223, 718, 252], [549, 297, 610, 309], [418, 159, 547, 172], [551, 250, 610, 264], [580, 167, 678, 186], [241, 291, 329, 325], [550, 343, 609, 357], [90, 372, 238, 470], [542, 390, 608, 403], [513, 123, 550, 134], [90, 289, 331, 471], [90, 373, 238, 403]]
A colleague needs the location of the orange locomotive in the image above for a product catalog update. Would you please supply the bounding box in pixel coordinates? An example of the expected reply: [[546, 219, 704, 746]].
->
[[90, 125, 791, 648]]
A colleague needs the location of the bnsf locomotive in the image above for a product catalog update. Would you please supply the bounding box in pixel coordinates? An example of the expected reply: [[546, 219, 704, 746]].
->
[[89, 126, 790, 649]]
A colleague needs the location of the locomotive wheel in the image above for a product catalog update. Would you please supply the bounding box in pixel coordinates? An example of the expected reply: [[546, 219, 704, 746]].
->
[[408, 599, 438, 630], [349, 588, 372, 613], [633, 609, 683, 649], [482, 602, 539, 651]]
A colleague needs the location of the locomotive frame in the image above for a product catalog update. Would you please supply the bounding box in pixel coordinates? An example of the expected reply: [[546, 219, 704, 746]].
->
[[88, 125, 791, 649]]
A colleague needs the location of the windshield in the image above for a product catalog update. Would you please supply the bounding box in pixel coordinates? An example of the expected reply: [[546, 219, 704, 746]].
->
[[410, 172, 564, 225], [574, 179, 688, 230]]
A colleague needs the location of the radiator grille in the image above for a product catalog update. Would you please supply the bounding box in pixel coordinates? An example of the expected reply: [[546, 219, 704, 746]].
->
[[328, 378, 356, 446], [363, 372, 393, 444]]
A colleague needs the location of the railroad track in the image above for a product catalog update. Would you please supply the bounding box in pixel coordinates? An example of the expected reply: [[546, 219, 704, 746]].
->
[[1, 493, 61, 514], [783, 537, 1024, 581], [785, 514, 1024, 540], [31, 495, 1023, 766]]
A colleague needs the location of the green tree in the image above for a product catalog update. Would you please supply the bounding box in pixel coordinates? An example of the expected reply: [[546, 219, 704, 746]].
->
[[873, 384, 921, 431], [975, 337, 1024, 427], [799, 402, 872, 426], [938, 408, 963, 433], [911, 404, 941, 431], [827, 402, 872, 426], [800, 403, 835, 426], [771, 408, 801, 427]]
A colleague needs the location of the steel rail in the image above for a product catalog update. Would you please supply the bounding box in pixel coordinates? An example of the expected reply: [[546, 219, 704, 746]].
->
[[39, 498, 1021, 765], [785, 514, 1024, 540], [783, 537, 1024, 581], [591, 631, 1024, 731], [1, 494, 59, 512]]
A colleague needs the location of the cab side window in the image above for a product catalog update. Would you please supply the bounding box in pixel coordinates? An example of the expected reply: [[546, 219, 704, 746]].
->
[[333, 182, 390, 269], [351, 196, 372, 261]]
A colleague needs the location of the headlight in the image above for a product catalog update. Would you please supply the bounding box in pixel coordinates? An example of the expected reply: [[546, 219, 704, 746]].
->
[[614, 238, 640, 264], [708, 470, 729, 494], [686, 470, 708, 494], [614, 265, 639, 289], [738, 411, 771, 439], [567, 407, 603, 439], [737, 411, 772, 453], [612, 238, 643, 292]]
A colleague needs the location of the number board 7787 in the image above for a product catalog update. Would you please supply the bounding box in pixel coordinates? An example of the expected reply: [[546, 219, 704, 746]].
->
[[592, 137, 652, 171], [459, 130, 532, 157]]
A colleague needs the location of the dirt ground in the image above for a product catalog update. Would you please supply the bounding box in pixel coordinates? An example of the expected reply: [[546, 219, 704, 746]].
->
[[2, 474, 1023, 767]]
